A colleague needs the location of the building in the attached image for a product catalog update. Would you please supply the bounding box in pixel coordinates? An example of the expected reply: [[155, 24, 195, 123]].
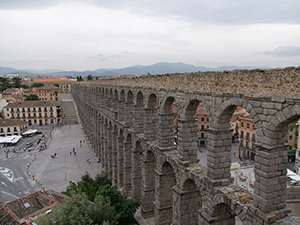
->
[[3, 101, 62, 126], [195, 105, 209, 147], [33, 78, 75, 93], [297, 120, 300, 174], [32, 85, 61, 101], [286, 123, 298, 162], [0, 119, 28, 136], [238, 115, 257, 160], [0, 190, 68, 224]]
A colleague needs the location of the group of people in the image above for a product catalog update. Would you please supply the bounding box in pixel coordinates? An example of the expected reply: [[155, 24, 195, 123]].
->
[[70, 148, 77, 155]]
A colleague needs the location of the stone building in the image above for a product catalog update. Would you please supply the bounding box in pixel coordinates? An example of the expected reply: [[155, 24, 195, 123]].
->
[[72, 67, 300, 225], [3, 101, 62, 126], [32, 85, 61, 101], [33, 78, 74, 93], [0, 119, 28, 136]]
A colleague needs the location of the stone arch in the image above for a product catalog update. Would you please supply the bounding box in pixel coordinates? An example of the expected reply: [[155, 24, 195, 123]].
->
[[173, 178, 201, 225], [158, 95, 177, 148], [124, 90, 134, 127], [177, 99, 203, 163], [253, 103, 300, 214]]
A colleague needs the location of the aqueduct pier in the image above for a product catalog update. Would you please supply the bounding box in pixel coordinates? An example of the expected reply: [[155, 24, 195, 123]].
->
[[72, 67, 300, 224]]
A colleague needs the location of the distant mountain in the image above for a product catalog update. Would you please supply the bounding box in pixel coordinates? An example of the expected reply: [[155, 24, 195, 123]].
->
[[1, 63, 269, 78]]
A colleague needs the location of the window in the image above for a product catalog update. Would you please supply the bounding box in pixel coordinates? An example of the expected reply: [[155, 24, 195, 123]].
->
[[201, 125, 204, 130], [290, 136, 293, 140], [246, 132, 250, 140], [201, 117, 204, 121], [7, 128, 10, 132], [0, 128, 3, 133], [241, 131, 244, 138], [207, 118, 209, 122], [241, 122, 244, 127], [201, 133, 205, 138], [207, 125, 209, 129], [253, 125, 255, 130], [246, 141, 249, 149], [247, 123, 250, 128], [14, 127, 17, 132], [290, 127, 293, 131], [252, 134, 256, 141], [240, 139, 244, 147]]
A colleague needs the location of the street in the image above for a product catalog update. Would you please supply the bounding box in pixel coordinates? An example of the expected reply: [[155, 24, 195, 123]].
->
[[0, 155, 39, 203]]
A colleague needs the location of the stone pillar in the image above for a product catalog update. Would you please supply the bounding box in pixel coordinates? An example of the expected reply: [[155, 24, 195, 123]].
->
[[177, 118, 198, 164], [107, 127, 113, 179], [154, 169, 175, 225], [206, 128, 232, 185], [158, 112, 175, 148], [131, 150, 142, 200], [141, 155, 156, 218], [118, 100, 125, 122], [103, 124, 108, 172], [253, 144, 290, 216], [124, 101, 134, 127], [144, 108, 158, 141], [123, 141, 132, 197], [133, 104, 144, 134], [112, 130, 118, 186], [117, 135, 124, 189], [172, 186, 200, 225], [100, 120, 104, 165]]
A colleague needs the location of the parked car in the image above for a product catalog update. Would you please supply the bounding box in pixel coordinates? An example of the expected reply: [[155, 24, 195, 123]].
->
[[25, 142, 33, 148]]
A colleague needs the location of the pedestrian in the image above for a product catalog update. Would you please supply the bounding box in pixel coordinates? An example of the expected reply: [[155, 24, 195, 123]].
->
[[97, 158, 100, 163], [80, 143, 82, 147], [73, 148, 75, 153], [89, 159, 91, 164], [70, 150, 72, 155], [74, 151, 76, 156]]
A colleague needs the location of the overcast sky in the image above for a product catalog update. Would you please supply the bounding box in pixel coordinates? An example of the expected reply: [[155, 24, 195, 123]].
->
[[0, 0, 300, 71]]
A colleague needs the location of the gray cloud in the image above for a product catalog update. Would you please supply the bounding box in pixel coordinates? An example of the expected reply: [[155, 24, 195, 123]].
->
[[2, 0, 300, 25], [262, 46, 300, 57]]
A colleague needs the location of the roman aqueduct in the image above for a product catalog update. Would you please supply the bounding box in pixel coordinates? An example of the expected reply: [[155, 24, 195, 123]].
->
[[71, 67, 300, 225]]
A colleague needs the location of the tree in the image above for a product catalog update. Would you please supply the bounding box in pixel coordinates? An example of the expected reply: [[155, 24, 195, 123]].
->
[[31, 82, 44, 88], [11, 77, 22, 88], [35, 192, 118, 225], [76, 75, 83, 81], [96, 184, 140, 224], [62, 172, 111, 202], [53, 83, 59, 87], [24, 94, 39, 101], [87, 74, 93, 81], [61, 172, 139, 224]]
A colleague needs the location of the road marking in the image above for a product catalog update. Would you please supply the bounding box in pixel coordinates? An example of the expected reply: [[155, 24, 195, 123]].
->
[[0, 167, 14, 182], [0, 190, 19, 200], [1, 181, 8, 187]]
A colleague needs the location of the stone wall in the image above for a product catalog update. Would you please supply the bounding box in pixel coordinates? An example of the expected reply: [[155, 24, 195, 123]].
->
[[90, 67, 300, 97]]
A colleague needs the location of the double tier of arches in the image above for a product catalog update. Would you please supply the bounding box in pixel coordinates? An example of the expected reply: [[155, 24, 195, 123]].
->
[[73, 83, 300, 225]]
